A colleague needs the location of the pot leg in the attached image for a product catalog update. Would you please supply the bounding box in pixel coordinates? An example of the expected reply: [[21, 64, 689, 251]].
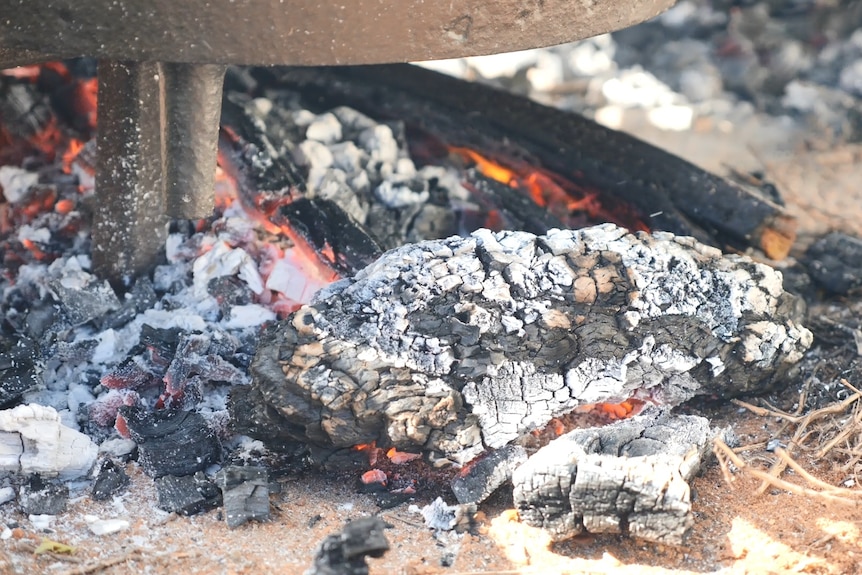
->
[[92, 60, 226, 287]]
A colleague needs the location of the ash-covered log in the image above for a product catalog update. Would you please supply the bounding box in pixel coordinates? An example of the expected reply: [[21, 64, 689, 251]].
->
[[512, 407, 716, 545], [233, 224, 811, 466]]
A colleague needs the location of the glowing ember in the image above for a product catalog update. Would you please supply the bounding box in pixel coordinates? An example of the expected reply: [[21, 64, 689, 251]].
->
[[385, 448, 422, 465], [360, 469, 388, 486]]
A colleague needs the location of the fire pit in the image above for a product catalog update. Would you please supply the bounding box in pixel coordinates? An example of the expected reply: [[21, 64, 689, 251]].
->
[[2, 1, 862, 573]]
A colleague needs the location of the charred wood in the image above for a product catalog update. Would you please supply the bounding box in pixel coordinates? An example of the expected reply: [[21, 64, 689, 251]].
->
[[804, 231, 862, 295], [512, 407, 716, 545], [450, 444, 527, 505], [0, 336, 40, 407], [214, 465, 270, 528], [18, 475, 68, 515], [119, 406, 221, 478], [306, 516, 390, 575], [236, 224, 811, 466], [154, 472, 221, 516]]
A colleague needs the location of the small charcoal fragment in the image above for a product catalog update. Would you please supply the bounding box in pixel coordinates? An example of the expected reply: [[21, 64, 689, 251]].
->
[[214, 466, 270, 528], [305, 516, 390, 575], [154, 472, 221, 515], [451, 444, 527, 505], [804, 231, 862, 294], [0, 336, 40, 407], [91, 458, 130, 501], [100, 276, 158, 329], [119, 406, 221, 478], [48, 272, 120, 326], [19, 476, 68, 515], [374, 491, 413, 510]]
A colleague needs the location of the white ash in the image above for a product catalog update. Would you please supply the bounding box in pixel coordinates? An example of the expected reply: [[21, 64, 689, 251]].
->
[[418, 497, 459, 531], [304, 112, 343, 144], [0, 487, 15, 506], [84, 515, 130, 536], [244, 224, 811, 465], [0, 165, 40, 203], [0, 404, 98, 480]]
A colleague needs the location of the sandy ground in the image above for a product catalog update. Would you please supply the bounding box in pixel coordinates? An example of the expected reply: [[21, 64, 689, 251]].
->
[[3, 77, 862, 575]]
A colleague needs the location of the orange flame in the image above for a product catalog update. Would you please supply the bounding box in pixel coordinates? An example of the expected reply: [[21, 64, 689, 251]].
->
[[449, 145, 649, 232]]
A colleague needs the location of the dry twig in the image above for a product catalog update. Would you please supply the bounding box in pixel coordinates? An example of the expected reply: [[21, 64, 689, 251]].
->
[[713, 439, 860, 506], [717, 376, 862, 502]]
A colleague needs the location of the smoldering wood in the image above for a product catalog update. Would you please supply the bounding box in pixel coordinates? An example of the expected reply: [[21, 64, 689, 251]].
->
[[234, 224, 811, 466], [512, 407, 716, 545], [220, 87, 561, 261], [262, 64, 797, 259], [306, 516, 390, 575]]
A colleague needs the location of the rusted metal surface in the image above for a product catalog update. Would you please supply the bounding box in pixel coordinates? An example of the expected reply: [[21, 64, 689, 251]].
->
[[0, 0, 676, 67]]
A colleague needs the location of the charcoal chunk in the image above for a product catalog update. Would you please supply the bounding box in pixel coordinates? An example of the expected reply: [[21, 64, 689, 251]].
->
[[48, 275, 121, 326], [18, 475, 68, 515], [451, 444, 527, 505], [91, 458, 130, 501], [214, 466, 270, 528], [0, 336, 40, 407], [306, 516, 390, 575], [155, 472, 221, 515], [804, 231, 862, 294], [119, 406, 221, 478]]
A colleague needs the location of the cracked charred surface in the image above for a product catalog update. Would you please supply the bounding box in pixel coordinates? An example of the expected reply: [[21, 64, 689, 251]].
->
[[233, 224, 811, 465], [512, 406, 716, 545]]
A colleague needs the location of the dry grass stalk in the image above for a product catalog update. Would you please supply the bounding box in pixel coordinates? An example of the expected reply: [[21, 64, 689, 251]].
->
[[720, 377, 862, 500], [713, 439, 860, 506]]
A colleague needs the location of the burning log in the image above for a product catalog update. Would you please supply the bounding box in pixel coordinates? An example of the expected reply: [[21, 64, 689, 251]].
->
[[264, 64, 798, 259], [233, 224, 811, 466], [512, 407, 716, 545]]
